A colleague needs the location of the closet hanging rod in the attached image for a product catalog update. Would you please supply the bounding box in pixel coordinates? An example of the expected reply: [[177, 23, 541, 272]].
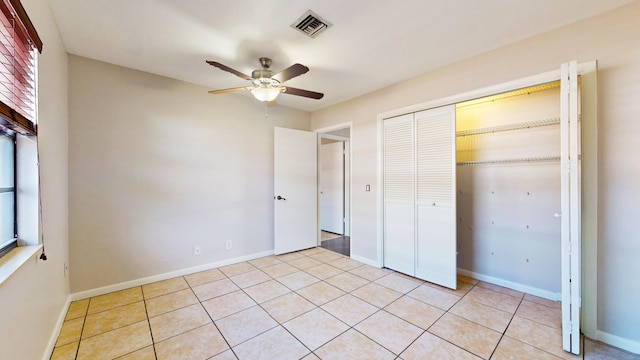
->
[[456, 117, 560, 137], [456, 155, 561, 166]]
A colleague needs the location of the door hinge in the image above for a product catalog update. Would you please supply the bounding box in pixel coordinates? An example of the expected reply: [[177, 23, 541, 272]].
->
[[566, 321, 573, 335], [343, 218, 347, 223]]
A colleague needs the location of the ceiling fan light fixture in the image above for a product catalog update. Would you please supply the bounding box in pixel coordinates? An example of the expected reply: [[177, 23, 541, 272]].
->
[[251, 85, 281, 102], [207, 57, 323, 102]]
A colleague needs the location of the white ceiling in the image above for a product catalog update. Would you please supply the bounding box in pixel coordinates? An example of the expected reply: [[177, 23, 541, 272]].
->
[[47, 0, 634, 112]]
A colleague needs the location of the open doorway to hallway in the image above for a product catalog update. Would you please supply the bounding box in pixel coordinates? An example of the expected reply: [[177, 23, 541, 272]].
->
[[318, 126, 350, 256]]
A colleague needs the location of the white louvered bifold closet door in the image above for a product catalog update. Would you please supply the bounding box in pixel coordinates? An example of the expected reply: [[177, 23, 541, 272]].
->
[[560, 60, 581, 355], [415, 105, 457, 289], [383, 114, 416, 276]]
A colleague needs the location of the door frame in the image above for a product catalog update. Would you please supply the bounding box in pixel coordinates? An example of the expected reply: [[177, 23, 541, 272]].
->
[[376, 61, 597, 339], [315, 122, 352, 254]]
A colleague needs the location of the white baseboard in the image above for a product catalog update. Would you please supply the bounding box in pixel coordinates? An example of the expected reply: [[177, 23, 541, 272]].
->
[[70, 250, 273, 301], [41, 295, 72, 360], [457, 268, 561, 301], [351, 254, 381, 268], [597, 330, 640, 355]]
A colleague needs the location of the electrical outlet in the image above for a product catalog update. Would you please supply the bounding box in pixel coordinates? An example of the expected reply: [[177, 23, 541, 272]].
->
[[64, 262, 68, 277], [193, 245, 201, 256], [225, 240, 232, 250]]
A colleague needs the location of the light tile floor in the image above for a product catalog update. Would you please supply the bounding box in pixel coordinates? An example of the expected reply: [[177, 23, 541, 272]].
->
[[51, 247, 639, 360]]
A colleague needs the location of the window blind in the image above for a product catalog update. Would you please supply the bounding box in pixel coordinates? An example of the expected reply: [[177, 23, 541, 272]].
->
[[0, 0, 41, 136]]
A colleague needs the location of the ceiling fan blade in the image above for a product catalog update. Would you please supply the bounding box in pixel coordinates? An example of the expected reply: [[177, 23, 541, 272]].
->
[[206, 61, 252, 81], [208, 87, 249, 94], [282, 86, 324, 99], [272, 64, 309, 83]]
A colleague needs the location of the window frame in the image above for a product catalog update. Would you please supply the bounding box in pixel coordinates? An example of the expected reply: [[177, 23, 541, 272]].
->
[[0, 0, 40, 259], [0, 129, 17, 258]]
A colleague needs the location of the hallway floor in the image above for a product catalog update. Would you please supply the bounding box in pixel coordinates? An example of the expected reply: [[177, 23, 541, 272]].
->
[[52, 247, 638, 360], [320, 231, 350, 257]]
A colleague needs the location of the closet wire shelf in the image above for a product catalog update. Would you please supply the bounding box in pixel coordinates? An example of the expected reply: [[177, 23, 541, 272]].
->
[[456, 155, 561, 166], [456, 117, 560, 137]]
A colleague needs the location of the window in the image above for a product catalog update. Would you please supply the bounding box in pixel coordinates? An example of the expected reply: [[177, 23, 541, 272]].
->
[[0, 0, 41, 259], [0, 0, 42, 136], [0, 130, 15, 257]]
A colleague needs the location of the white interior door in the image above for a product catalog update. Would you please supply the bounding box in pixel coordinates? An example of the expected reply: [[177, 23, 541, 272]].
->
[[383, 114, 416, 276], [274, 127, 318, 255], [560, 61, 581, 354], [320, 141, 344, 234], [415, 105, 457, 289]]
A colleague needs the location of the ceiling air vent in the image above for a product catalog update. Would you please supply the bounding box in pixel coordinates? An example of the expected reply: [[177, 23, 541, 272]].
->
[[291, 10, 332, 39]]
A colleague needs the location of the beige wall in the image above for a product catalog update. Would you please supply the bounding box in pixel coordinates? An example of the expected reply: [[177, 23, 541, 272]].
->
[[68, 56, 310, 293], [0, 0, 70, 359], [311, 1, 640, 349]]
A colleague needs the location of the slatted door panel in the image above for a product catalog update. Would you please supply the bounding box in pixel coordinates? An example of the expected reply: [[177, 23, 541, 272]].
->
[[383, 114, 415, 276], [415, 105, 457, 289]]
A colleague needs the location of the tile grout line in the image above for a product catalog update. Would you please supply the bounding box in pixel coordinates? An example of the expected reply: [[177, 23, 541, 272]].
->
[[70, 299, 88, 360], [507, 298, 574, 359], [486, 289, 525, 360], [72, 296, 90, 360], [71, 287, 147, 360], [139, 289, 157, 360], [347, 306, 415, 358], [190, 269, 240, 359], [419, 282, 479, 359]]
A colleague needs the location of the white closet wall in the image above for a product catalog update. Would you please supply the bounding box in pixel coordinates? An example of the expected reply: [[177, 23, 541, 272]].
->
[[456, 85, 562, 296]]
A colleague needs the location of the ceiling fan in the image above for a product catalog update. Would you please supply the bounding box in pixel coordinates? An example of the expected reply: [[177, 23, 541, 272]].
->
[[206, 57, 324, 103]]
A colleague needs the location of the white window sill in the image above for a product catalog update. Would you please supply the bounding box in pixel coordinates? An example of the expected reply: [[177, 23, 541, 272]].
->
[[0, 245, 43, 286]]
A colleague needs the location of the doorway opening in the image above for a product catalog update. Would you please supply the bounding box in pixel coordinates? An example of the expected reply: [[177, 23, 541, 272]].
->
[[317, 124, 351, 256]]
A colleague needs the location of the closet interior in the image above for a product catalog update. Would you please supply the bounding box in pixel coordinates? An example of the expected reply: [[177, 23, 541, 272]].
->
[[456, 81, 562, 298]]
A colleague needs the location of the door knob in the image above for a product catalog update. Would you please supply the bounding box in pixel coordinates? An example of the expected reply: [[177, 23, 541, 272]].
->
[[275, 195, 286, 200]]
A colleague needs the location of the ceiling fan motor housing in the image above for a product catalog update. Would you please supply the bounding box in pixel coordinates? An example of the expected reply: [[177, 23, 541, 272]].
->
[[252, 68, 274, 80], [252, 68, 280, 88]]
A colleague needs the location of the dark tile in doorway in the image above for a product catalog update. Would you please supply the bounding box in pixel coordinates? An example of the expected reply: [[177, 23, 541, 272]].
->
[[321, 236, 350, 256]]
